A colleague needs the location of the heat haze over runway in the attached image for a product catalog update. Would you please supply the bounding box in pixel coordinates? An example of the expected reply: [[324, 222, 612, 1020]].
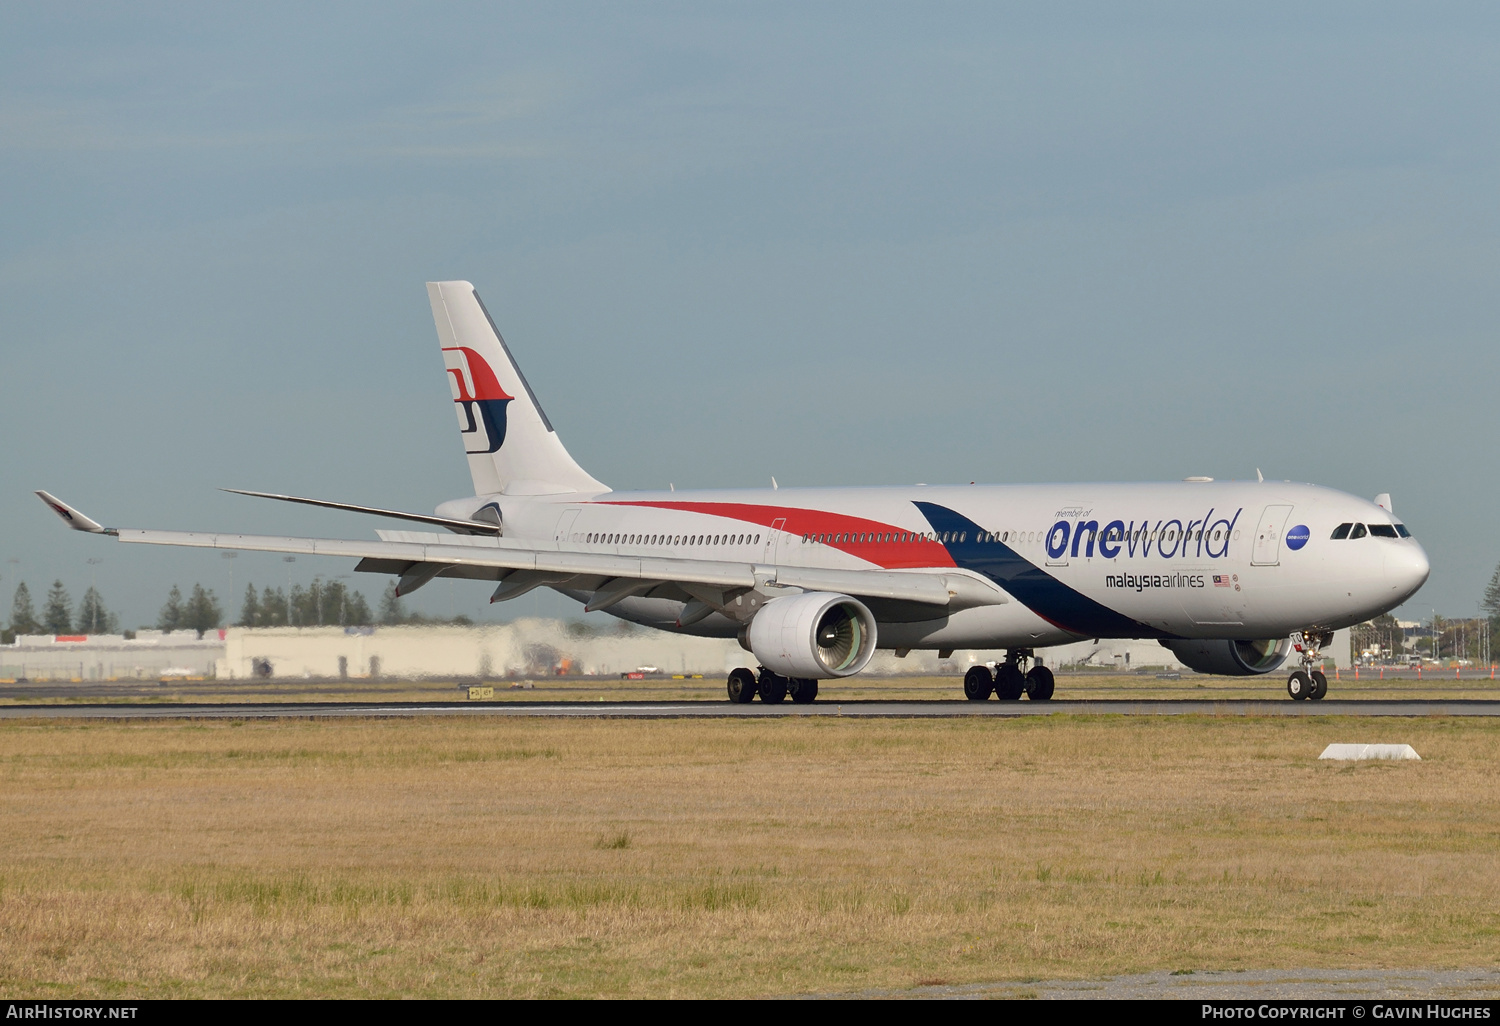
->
[[4, 698, 1499, 721]]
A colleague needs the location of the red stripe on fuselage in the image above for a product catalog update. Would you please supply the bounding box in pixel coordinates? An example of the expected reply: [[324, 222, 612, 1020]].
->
[[597, 500, 956, 570]]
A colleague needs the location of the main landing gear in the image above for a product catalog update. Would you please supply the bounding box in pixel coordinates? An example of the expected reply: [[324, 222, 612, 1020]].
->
[[727, 667, 818, 704], [964, 650, 1054, 702], [1286, 630, 1332, 702]]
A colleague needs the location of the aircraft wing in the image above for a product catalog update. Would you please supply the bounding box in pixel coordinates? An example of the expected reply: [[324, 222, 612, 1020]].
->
[[36, 492, 1005, 610]]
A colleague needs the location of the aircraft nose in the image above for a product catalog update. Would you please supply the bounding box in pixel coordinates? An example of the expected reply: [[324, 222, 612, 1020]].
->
[[1386, 542, 1431, 601]]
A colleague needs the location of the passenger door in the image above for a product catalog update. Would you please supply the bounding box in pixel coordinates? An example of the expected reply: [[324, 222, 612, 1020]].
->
[[1250, 505, 1293, 566], [554, 508, 581, 547], [763, 518, 787, 564]]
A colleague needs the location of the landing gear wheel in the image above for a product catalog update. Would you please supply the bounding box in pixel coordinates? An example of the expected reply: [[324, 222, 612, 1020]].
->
[[758, 670, 789, 704], [994, 663, 1025, 701], [790, 678, 819, 704], [1287, 670, 1311, 701], [963, 665, 994, 701], [1025, 665, 1055, 701], [727, 667, 758, 704], [1309, 670, 1328, 701]]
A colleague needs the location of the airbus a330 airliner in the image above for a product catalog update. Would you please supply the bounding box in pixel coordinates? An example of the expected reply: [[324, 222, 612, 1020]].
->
[[39, 281, 1430, 702]]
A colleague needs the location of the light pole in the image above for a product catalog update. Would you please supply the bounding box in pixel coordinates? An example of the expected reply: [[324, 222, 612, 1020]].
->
[[85, 558, 104, 633], [334, 574, 350, 626], [283, 556, 296, 625], [221, 552, 237, 624]]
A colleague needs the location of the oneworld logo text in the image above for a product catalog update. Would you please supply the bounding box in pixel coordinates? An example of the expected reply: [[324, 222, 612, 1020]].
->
[[1045, 508, 1243, 561]]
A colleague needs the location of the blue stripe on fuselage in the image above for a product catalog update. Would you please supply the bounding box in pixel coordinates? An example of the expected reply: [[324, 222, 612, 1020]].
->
[[913, 501, 1174, 640]]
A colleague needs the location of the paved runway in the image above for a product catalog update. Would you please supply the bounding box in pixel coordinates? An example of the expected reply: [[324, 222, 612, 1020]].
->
[[3, 698, 1500, 719]]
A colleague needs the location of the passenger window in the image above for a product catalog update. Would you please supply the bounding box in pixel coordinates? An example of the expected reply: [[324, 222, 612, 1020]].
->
[[1349, 524, 1367, 539], [1331, 524, 1351, 540], [1368, 524, 1398, 538]]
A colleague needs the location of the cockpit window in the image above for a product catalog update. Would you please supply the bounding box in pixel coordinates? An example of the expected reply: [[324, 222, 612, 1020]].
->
[[1330, 523, 1352, 540], [1394, 523, 1412, 538], [1349, 523, 1368, 539], [1367, 524, 1398, 538]]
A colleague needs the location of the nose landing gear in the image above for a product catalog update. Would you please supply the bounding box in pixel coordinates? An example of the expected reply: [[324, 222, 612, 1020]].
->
[[1286, 631, 1332, 701]]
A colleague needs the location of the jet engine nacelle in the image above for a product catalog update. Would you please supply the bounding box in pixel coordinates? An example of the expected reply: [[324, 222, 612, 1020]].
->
[[747, 592, 878, 679], [1161, 637, 1291, 676]]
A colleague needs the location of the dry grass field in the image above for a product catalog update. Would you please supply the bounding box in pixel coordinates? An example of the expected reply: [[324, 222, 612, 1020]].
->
[[1, 714, 1498, 997]]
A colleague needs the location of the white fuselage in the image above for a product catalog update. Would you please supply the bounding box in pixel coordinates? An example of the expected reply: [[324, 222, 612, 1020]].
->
[[436, 479, 1430, 650]]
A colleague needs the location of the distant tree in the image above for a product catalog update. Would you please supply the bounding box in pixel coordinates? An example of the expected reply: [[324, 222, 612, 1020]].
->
[[182, 584, 223, 637], [290, 582, 317, 626], [379, 582, 404, 625], [158, 585, 184, 632], [238, 584, 259, 628], [76, 586, 118, 634], [345, 590, 372, 626], [256, 585, 288, 627], [42, 581, 73, 634], [9, 582, 39, 636], [320, 580, 347, 625]]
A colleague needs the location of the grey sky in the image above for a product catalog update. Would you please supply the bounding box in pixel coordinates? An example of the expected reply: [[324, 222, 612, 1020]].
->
[[3, 3, 1497, 630]]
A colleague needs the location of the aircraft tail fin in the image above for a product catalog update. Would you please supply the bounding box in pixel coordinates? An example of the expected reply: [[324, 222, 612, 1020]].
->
[[426, 281, 608, 497]]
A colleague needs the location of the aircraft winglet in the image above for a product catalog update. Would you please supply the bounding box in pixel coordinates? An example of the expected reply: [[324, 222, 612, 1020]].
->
[[35, 490, 112, 534]]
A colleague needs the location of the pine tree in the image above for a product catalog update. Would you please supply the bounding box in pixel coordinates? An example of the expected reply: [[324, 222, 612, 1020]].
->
[[158, 585, 184, 632], [9, 582, 39, 636], [321, 579, 347, 625], [1484, 562, 1500, 635], [183, 584, 223, 637], [257, 586, 288, 627], [239, 584, 259, 627], [345, 590, 372, 626], [290, 582, 320, 627], [76, 586, 117, 634], [43, 581, 73, 634], [379, 582, 405, 625]]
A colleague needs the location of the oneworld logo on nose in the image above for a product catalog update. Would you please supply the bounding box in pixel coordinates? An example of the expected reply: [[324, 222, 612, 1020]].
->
[[1044, 507, 1243, 561], [1285, 524, 1310, 551]]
